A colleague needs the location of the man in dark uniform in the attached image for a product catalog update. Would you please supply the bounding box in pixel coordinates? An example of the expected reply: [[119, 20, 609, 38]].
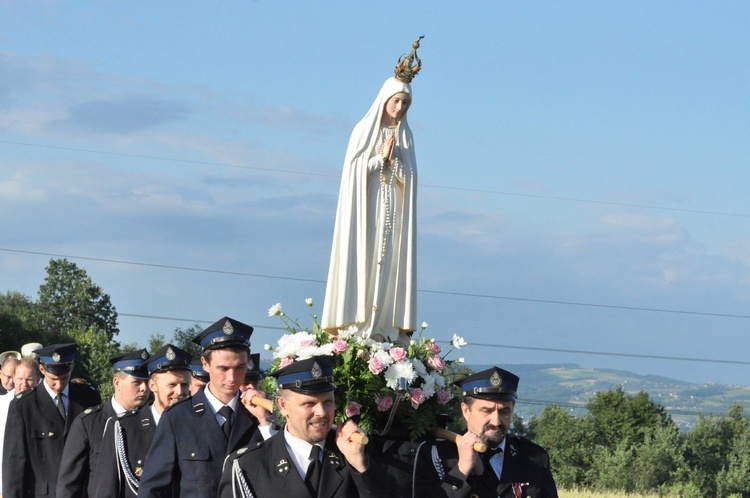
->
[[218, 355, 390, 498], [189, 357, 209, 396], [2, 343, 102, 498], [413, 367, 558, 498], [94, 344, 192, 497], [138, 317, 273, 498], [56, 349, 150, 498]]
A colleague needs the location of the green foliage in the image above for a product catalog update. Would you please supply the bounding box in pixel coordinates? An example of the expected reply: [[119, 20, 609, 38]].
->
[[36, 258, 119, 342], [170, 324, 203, 359], [528, 404, 597, 488], [148, 333, 166, 354], [0, 291, 38, 352], [67, 328, 119, 397]]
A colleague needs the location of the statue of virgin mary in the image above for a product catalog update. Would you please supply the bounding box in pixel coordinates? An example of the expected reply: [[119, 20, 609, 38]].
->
[[321, 38, 423, 344]]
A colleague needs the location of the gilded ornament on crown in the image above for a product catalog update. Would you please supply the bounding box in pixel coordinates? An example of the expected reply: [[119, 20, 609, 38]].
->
[[394, 36, 425, 84]]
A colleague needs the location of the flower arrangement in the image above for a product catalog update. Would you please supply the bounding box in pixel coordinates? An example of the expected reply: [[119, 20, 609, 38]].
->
[[263, 299, 467, 440]]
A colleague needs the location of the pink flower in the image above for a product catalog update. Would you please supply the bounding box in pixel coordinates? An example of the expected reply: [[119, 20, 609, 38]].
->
[[409, 388, 425, 409], [300, 339, 315, 349], [389, 347, 407, 363], [332, 339, 348, 354], [376, 396, 394, 412], [368, 357, 384, 375], [345, 401, 362, 418], [437, 390, 451, 405], [425, 342, 441, 355], [427, 355, 445, 372], [279, 357, 294, 368]]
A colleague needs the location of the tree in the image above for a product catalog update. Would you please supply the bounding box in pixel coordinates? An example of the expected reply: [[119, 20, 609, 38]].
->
[[36, 258, 119, 343], [148, 333, 166, 354], [0, 291, 38, 352], [587, 385, 672, 449], [68, 328, 119, 397], [528, 404, 597, 488], [171, 324, 203, 359]]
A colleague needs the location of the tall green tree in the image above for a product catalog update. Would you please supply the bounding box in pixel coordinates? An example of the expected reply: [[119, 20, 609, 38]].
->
[[171, 324, 203, 359], [0, 291, 38, 351], [36, 258, 119, 343], [68, 328, 119, 397]]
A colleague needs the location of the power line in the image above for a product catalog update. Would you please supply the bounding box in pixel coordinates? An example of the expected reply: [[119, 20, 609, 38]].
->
[[4, 247, 750, 320], [118, 312, 750, 367], [3, 139, 749, 218]]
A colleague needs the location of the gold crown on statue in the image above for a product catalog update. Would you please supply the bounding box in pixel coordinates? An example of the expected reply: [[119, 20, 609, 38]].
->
[[394, 36, 425, 84]]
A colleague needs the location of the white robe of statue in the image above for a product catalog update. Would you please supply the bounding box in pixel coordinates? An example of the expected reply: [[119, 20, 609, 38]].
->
[[321, 77, 417, 343]]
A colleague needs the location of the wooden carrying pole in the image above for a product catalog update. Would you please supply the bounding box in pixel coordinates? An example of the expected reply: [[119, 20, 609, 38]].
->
[[430, 427, 487, 453]]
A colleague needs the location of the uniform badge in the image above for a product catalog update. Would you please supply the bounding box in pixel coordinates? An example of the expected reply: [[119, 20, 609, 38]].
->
[[84, 407, 93, 414], [135, 467, 143, 477], [276, 458, 290, 476], [141, 350, 149, 360], [223, 320, 234, 335], [193, 402, 205, 416], [166, 347, 176, 360], [490, 371, 502, 387], [311, 361, 322, 378], [247, 357, 254, 371], [140, 418, 151, 431], [52, 352, 61, 362], [326, 451, 340, 466]]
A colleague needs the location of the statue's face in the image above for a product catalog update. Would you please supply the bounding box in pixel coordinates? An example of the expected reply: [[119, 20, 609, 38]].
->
[[382, 92, 411, 125]]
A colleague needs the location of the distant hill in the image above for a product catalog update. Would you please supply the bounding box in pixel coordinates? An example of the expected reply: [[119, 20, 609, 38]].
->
[[473, 363, 750, 429]]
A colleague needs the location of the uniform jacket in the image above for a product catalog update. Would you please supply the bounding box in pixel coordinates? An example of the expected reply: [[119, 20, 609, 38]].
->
[[413, 435, 558, 498], [93, 403, 160, 498], [1, 382, 102, 498], [55, 398, 117, 498], [137, 388, 262, 498], [218, 428, 391, 498]]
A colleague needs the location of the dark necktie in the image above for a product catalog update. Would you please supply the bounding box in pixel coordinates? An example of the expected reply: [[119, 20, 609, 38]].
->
[[218, 405, 233, 440], [305, 445, 322, 494], [55, 393, 66, 421]]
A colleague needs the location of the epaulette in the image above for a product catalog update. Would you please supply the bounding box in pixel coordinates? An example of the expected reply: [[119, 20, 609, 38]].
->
[[81, 404, 104, 417]]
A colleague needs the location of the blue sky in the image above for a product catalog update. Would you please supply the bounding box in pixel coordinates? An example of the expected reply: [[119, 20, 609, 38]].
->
[[1, 2, 749, 388]]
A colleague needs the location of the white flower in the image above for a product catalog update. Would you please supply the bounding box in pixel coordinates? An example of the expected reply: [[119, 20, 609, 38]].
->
[[431, 372, 446, 388], [275, 331, 317, 359], [297, 342, 336, 360], [305, 298, 313, 306], [384, 361, 416, 389], [412, 358, 428, 377], [451, 334, 467, 349], [421, 321, 429, 329], [372, 349, 393, 368], [457, 357, 465, 363], [263, 344, 272, 351], [268, 303, 282, 316], [338, 325, 360, 341], [421, 376, 436, 398]]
